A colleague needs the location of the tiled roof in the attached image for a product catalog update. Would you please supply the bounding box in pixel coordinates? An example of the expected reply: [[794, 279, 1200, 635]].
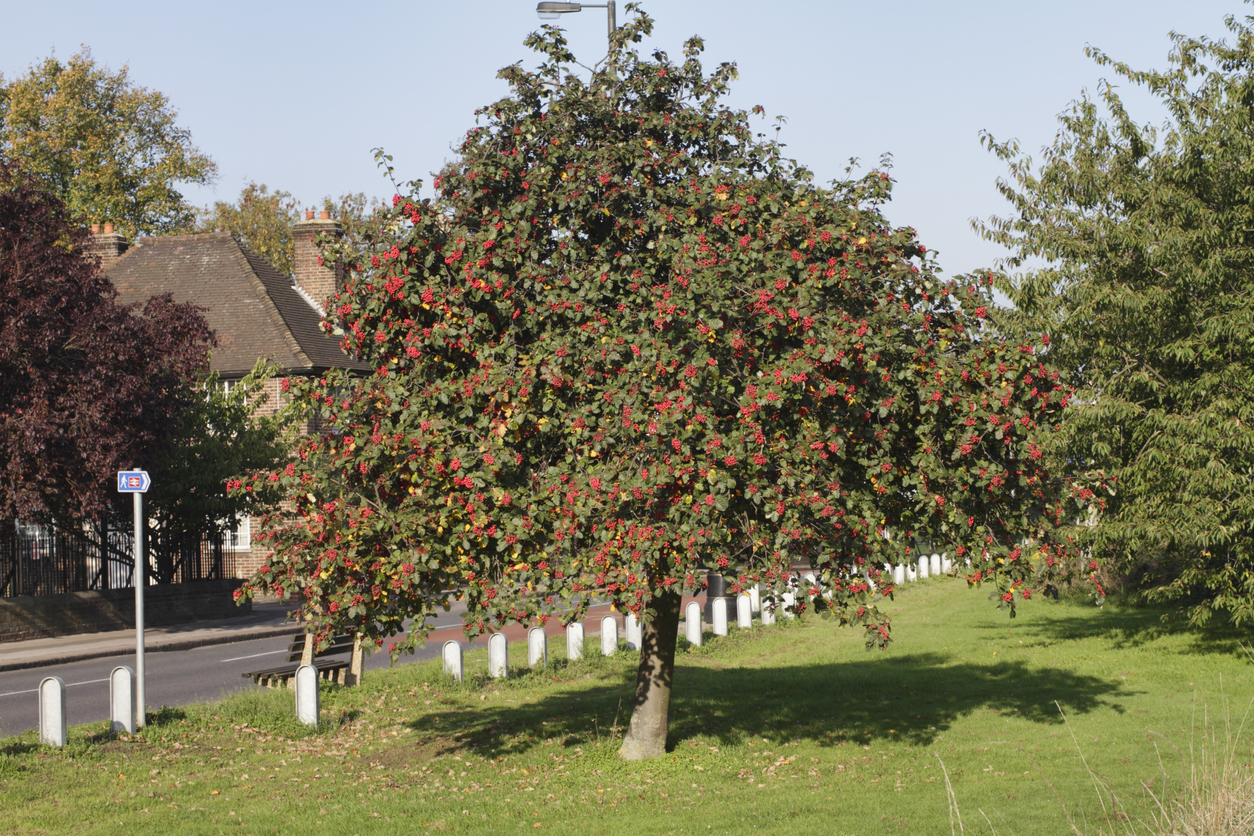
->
[[107, 232, 369, 377]]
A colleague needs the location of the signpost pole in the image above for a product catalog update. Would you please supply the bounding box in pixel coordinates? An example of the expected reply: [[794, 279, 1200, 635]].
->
[[118, 468, 150, 730], [134, 489, 145, 729]]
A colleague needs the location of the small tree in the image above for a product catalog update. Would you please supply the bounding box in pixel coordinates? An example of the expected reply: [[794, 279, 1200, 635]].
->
[[239, 8, 1076, 759], [977, 12, 1254, 625], [0, 48, 216, 238], [197, 181, 388, 276], [0, 162, 213, 522], [146, 360, 296, 546]]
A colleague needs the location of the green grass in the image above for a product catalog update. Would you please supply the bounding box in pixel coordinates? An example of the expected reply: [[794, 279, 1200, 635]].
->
[[2, 578, 1252, 835]]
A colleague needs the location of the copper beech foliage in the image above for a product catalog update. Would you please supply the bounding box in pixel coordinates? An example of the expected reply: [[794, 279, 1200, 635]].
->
[[234, 10, 1098, 654], [0, 162, 213, 522]]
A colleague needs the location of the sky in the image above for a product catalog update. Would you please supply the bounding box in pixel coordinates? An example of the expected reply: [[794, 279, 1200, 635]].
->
[[1, 0, 1244, 279]]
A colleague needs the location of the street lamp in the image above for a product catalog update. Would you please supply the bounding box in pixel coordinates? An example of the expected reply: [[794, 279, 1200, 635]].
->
[[536, 1, 616, 39]]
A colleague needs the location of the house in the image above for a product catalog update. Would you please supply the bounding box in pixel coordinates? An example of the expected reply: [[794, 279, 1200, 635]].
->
[[96, 212, 370, 576]]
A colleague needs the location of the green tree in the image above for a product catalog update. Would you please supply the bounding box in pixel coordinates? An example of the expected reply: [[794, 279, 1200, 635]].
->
[[145, 360, 296, 545], [237, 8, 1080, 760], [977, 12, 1254, 624], [0, 47, 216, 238], [197, 181, 387, 275]]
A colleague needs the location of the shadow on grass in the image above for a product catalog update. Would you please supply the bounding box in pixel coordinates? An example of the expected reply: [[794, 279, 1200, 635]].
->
[[404, 649, 1132, 759], [978, 599, 1254, 657]]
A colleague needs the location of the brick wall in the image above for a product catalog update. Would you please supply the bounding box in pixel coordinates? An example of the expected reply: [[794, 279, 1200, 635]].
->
[[0, 579, 249, 644]]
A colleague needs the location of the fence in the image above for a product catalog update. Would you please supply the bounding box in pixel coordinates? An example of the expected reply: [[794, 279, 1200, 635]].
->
[[0, 519, 232, 598]]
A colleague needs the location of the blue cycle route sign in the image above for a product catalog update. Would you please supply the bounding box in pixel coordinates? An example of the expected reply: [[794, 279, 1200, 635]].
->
[[116, 470, 151, 493]]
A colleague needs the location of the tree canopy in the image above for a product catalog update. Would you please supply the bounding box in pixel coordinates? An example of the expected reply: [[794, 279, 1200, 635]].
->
[[237, 8, 1082, 759], [0, 48, 216, 238], [978, 11, 1254, 625], [0, 161, 214, 522], [196, 181, 388, 276]]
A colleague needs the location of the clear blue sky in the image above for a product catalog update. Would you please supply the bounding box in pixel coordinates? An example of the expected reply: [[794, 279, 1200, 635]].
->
[[1, 0, 1242, 278]]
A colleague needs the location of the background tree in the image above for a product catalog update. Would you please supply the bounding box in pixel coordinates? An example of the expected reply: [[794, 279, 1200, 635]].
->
[[145, 359, 297, 546], [977, 11, 1254, 625], [197, 181, 387, 275], [0, 161, 213, 522], [0, 47, 216, 238], [237, 8, 1080, 760]]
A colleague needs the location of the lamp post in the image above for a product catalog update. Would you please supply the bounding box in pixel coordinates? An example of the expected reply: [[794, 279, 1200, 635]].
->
[[536, 1, 616, 40]]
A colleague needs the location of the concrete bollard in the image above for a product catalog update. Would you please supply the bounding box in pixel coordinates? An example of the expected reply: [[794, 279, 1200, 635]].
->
[[760, 597, 777, 626], [781, 590, 796, 618], [567, 622, 584, 660], [802, 573, 818, 599], [295, 664, 319, 727], [712, 598, 729, 636], [685, 601, 703, 646], [442, 640, 464, 683], [750, 584, 761, 614], [39, 676, 67, 748], [527, 627, 548, 667], [109, 666, 136, 735], [488, 633, 509, 679], [736, 595, 752, 629], [918, 556, 930, 580], [930, 553, 942, 577], [625, 613, 642, 650], [894, 564, 906, 585], [941, 552, 951, 573], [601, 616, 619, 656], [907, 564, 918, 582]]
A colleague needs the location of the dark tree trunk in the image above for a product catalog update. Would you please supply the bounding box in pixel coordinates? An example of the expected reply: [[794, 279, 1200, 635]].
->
[[619, 589, 682, 760]]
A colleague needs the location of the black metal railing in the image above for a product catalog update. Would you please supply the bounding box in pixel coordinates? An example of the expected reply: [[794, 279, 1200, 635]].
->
[[0, 519, 231, 598]]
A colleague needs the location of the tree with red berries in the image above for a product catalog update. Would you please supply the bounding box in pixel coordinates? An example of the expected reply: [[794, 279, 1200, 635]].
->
[[0, 161, 213, 523], [239, 7, 1084, 760]]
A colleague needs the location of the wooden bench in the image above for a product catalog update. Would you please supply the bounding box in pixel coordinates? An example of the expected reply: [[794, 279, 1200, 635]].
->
[[242, 632, 363, 689]]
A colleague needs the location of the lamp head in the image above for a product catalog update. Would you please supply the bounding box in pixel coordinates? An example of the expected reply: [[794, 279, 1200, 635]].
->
[[537, 2, 582, 19]]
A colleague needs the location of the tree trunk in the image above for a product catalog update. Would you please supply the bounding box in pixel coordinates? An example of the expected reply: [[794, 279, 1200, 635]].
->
[[619, 589, 682, 760]]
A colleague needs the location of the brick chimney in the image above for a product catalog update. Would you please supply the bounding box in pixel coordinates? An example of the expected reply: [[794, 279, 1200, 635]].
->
[[87, 222, 129, 273], [292, 210, 343, 314]]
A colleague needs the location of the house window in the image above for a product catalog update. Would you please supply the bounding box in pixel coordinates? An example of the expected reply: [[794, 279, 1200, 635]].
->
[[217, 378, 247, 406], [225, 515, 251, 550]]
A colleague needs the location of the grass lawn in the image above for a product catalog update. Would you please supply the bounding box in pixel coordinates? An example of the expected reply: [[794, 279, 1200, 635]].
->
[[2, 578, 1251, 835]]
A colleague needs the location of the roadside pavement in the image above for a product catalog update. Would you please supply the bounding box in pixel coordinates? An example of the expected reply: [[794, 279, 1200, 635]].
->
[[0, 601, 299, 673]]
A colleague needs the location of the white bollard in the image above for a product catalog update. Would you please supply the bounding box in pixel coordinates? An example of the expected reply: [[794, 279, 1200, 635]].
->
[[442, 640, 464, 683], [918, 556, 930, 580], [39, 676, 66, 748], [109, 666, 136, 734], [802, 573, 818, 598], [907, 565, 918, 582], [930, 553, 942, 577], [736, 595, 752, 629], [781, 590, 796, 618], [295, 664, 319, 727], [894, 564, 906, 585], [760, 598, 777, 626], [941, 552, 951, 573], [527, 626, 548, 667], [600, 616, 619, 655], [488, 633, 509, 679], [685, 601, 703, 646], [567, 622, 584, 660], [625, 613, 642, 650], [712, 598, 729, 636], [750, 584, 761, 614]]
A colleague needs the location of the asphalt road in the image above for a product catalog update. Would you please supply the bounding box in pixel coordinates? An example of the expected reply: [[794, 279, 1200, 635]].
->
[[0, 607, 470, 738]]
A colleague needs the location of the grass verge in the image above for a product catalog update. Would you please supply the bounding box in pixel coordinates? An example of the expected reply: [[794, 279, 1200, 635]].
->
[[2, 578, 1251, 835]]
